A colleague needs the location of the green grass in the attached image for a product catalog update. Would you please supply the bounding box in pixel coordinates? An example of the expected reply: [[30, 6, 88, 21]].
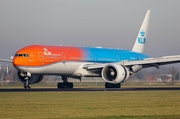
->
[[0, 91, 180, 119]]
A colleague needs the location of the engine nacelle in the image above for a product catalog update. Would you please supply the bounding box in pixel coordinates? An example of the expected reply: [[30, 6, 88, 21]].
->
[[101, 64, 129, 84], [17, 71, 44, 84]]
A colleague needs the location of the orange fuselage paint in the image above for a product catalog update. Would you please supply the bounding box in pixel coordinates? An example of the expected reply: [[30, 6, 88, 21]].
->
[[13, 45, 84, 67]]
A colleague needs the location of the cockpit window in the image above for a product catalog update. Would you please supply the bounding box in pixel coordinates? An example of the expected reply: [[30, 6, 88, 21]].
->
[[18, 54, 23, 57], [15, 54, 29, 57], [24, 54, 29, 57]]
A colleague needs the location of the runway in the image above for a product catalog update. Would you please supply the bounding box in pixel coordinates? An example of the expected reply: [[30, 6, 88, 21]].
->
[[0, 87, 180, 92]]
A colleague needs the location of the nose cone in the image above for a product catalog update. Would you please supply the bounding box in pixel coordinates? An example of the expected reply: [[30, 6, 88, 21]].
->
[[13, 57, 21, 67], [13, 54, 27, 67], [13, 57, 20, 71], [13, 56, 29, 72], [13, 57, 29, 72]]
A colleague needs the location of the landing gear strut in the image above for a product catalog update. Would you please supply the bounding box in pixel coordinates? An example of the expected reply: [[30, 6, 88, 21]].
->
[[24, 79, 31, 89], [57, 76, 74, 89], [105, 82, 121, 88]]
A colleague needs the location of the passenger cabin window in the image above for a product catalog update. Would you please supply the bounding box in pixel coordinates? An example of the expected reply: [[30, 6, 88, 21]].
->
[[15, 54, 29, 57]]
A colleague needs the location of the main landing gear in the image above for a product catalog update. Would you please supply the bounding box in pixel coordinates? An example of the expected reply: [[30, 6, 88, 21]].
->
[[105, 82, 121, 88], [57, 76, 74, 89]]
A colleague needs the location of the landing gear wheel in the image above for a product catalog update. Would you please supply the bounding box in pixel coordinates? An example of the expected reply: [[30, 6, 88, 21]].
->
[[57, 83, 64, 88], [57, 82, 73, 89], [57, 76, 74, 89], [105, 82, 121, 88], [28, 85, 31, 89], [67, 82, 73, 88], [24, 83, 31, 89]]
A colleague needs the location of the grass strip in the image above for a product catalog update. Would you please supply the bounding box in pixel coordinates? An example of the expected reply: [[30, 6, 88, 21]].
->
[[0, 91, 180, 119]]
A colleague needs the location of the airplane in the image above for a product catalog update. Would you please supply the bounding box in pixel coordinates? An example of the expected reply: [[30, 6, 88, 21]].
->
[[1, 10, 180, 89]]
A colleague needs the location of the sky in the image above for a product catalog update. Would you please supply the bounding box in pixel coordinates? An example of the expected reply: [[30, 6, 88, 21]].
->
[[0, 0, 180, 58]]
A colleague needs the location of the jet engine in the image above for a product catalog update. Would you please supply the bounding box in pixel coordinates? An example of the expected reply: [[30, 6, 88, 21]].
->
[[101, 64, 129, 84], [17, 71, 43, 84]]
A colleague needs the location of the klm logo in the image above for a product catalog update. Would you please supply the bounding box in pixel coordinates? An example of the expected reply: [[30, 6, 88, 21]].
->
[[138, 37, 146, 44], [138, 30, 146, 44], [140, 30, 145, 36]]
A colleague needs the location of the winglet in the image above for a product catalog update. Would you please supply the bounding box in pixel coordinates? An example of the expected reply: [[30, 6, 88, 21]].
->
[[132, 10, 150, 53]]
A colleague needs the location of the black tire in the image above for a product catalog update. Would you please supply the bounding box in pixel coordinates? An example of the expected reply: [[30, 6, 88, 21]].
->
[[105, 82, 121, 88], [57, 83, 64, 89], [24, 83, 31, 89], [105, 82, 112, 88], [57, 82, 74, 89], [24, 83, 28, 89], [67, 83, 73, 88], [28, 85, 31, 89]]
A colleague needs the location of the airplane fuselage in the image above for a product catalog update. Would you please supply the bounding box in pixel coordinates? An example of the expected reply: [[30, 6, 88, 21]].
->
[[13, 44, 149, 77]]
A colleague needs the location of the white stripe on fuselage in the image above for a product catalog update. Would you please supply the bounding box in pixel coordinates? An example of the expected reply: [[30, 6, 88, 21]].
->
[[15, 62, 99, 77]]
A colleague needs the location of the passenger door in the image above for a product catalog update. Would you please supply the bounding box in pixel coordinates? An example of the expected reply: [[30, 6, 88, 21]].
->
[[38, 52, 44, 65]]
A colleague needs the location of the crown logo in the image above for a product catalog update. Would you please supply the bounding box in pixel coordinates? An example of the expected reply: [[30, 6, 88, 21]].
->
[[140, 30, 145, 36]]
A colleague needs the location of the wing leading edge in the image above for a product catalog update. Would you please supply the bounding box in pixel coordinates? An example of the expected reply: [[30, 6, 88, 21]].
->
[[84, 55, 180, 70], [123, 55, 180, 68]]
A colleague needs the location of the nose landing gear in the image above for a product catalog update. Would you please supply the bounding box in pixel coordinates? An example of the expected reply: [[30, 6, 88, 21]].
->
[[24, 83, 31, 89], [24, 78, 31, 89]]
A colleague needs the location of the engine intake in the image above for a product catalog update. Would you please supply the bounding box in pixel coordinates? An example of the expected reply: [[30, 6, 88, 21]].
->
[[101, 64, 129, 84]]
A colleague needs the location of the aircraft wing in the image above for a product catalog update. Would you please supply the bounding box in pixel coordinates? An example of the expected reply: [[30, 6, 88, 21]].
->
[[123, 55, 180, 68], [84, 55, 180, 70], [0, 58, 13, 63]]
